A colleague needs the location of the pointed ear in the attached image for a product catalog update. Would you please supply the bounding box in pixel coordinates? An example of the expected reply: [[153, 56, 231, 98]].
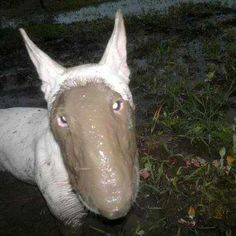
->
[[99, 10, 130, 80], [19, 28, 65, 101]]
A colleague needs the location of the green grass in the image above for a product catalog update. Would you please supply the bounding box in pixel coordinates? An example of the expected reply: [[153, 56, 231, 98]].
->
[[129, 4, 236, 234], [138, 129, 236, 235], [157, 79, 234, 154], [131, 17, 236, 156]]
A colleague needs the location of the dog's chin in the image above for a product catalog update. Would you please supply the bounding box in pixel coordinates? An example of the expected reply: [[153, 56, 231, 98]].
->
[[74, 191, 99, 214], [74, 191, 133, 220]]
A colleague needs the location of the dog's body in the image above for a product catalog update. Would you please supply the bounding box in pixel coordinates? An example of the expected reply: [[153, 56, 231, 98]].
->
[[0, 107, 47, 182], [0, 107, 85, 224]]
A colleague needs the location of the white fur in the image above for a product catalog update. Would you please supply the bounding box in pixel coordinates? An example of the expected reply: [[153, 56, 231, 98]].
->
[[19, 10, 132, 110], [100, 9, 130, 79], [0, 108, 85, 226], [19, 29, 65, 102], [0, 11, 131, 226], [60, 63, 133, 109]]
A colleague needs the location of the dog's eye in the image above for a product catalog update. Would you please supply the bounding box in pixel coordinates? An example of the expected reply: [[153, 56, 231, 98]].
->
[[112, 101, 123, 112], [57, 116, 68, 127]]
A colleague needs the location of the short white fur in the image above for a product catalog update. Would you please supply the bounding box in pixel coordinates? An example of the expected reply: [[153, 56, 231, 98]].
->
[[19, 10, 133, 110]]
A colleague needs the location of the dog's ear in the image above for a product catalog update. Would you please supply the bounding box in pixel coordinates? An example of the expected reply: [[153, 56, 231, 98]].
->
[[100, 10, 130, 81], [19, 28, 65, 101]]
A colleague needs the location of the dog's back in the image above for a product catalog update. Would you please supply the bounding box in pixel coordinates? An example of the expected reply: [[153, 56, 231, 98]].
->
[[0, 107, 48, 182]]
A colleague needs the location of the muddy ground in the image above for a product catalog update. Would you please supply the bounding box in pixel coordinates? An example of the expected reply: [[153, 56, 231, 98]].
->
[[1, 2, 236, 236]]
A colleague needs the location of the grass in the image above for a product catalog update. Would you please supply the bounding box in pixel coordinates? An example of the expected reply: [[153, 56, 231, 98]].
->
[[129, 3, 236, 235], [156, 78, 235, 155], [138, 128, 236, 235], [131, 10, 236, 156]]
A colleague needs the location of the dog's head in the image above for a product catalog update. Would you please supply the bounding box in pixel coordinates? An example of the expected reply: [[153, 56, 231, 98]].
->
[[20, 11, 139, 220]]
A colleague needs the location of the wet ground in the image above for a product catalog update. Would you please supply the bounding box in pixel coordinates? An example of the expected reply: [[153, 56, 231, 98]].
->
[[0, 172, 142, 236], [1, 2, 236, 236], [2, 0, 231, 28]]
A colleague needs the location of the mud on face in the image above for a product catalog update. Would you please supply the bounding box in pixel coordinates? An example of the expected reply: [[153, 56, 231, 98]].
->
[[50, 82, 139, 220]]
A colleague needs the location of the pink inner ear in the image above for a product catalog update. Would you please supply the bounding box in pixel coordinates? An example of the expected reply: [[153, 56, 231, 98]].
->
[[41, 83, 52, 101], [119, 61, 130, 78], [20, 29, 65, 104], [100, 11, 130, 79]]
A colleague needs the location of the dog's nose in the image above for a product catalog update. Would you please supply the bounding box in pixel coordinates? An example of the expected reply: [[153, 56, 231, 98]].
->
[[99, 207, 130, 220]]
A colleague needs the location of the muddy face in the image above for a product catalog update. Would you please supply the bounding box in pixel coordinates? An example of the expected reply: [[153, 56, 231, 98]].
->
[[50, 83, 139, 220]]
